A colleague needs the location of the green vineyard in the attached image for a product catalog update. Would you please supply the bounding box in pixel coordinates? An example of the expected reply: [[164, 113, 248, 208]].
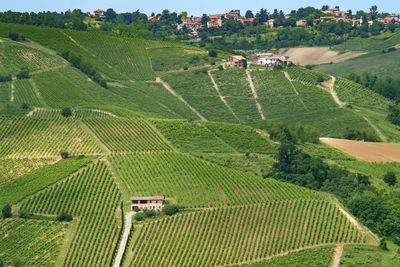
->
[[0, 118, 102, 158], [0, 218, 67, 266], [20, 160, 121, 267], [125, 200, 369, 266], [286, 66, 330, 85], [110, 152, 322, 208], [83, 118, 171, 152]]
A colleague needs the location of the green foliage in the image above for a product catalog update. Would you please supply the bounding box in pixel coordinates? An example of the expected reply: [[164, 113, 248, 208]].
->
[[0, 157, 91, 207], [0, 73, 12, 82], [287, 66, 330, 85], [383, 171, 397, 186], [344, 127, 380, 142], [18, 209, 32, 219], [110, 152, 322, 208], [20, 161, 121, 266], [8, 31, 19, 41], [2, 204, 12, 218], [60, 151, 69, 159], [0, 118, 102, 158], [208, 49, 218, 57], [265, 121, 320, 144], [61, 107, 72, 117], [134, 212, 144, 221], [84, 118, 171, 152], [388, 105, 400, 125], [128, 201, 367, 266], [0, 218, 67, 266], [143, 209, 157, 218], [56, 212, 73, 222], [379, 238, 388, 250], [233, 246, 335, 267], [162, 204, 178, 216], [16, 67, 30, 79]]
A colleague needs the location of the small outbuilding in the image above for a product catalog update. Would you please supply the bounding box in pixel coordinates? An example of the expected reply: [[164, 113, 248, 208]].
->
[[131, 196, 166, 210]]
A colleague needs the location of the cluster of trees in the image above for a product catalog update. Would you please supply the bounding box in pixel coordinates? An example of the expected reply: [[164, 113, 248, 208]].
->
[[272, 130, 400, 241], [60, 51, 107, 88], [133, 204, 179, 221], [265, 121, 321, 144], [344, 71, 400, 101], [343, 127, 379, 141]]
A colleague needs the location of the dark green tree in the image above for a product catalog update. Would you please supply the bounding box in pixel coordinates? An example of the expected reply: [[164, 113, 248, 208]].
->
[[384, 171, 397, 186], [105, 8, 117, 22], [162, 204, 179, 216], [61, 107, 72, 117], [245, 10, 254, 18], [2, 204, 12, 218]]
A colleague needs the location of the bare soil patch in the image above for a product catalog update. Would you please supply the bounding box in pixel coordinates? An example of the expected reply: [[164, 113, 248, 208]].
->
[[320, 137, 400, 162], [284, 47, 365, 65]]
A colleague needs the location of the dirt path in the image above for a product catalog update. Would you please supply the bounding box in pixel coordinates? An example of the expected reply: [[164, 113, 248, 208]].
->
[[26, 107, 40, 117], [156, 77, 207, 121], [10, 81, 15, 102], [208, 70, 241, 123], [284, 71, 308, 109], [323, 76, 345, 107], [246, 69, 265, 120], [80, 121, 111, 155], [331, 245, 343, 267], [362, 116, 388, 142], [92, 109, 118, 118], [113, 211, 135, 267]]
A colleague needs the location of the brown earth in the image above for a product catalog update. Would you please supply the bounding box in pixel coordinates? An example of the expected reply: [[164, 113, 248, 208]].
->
[[283, 47, 365, 65], [320, 137, 400, 162]]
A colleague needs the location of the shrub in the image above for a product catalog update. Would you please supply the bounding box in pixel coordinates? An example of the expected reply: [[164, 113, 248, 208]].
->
[[134, 212, 144, 221], [183, 65, 188, 70], [16, 68, 30, 79], [56, 212, 73, 222], [143, 209, 156, 218], [208, 50, 218, 57], [2, 204, 12, 218], [133, 207, 140, 212], [317, 75, 325, 83], [9, 31, 19, 41], [344, 128, 379, 142], [20, 103, 29, 109], [211, 61, 216, 65], [162, 204, 179, 216], [218, 65, 224, 71], [383, 171, 397, 186], [379, 238, 388, 250], [305, 65, 312, 70], [0, 258, 3, 267], [0, 73, 12, 82], [19, 209, 33, 219], [60, 151, 69, 159], [61, 107, 72, 117]]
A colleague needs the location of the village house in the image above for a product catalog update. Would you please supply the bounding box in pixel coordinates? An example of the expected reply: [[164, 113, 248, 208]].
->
[[322, 8, 340, 16], [296, 19, 307, 26], [225, 10, 241, 20], [228, 55, 246, 68], [252, 53, 287, 67], [208, 14, 223, 27], [239, 17, 255, 25], [265, 19, 275, 28], [94, 9, 105, 18], [131, 196, 166, 210], [384, 15, 400, 24], [177, 19, 203, 31]]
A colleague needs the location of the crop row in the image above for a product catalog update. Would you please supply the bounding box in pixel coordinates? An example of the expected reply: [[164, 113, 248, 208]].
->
[[14, 79, 42, 106], [20, 160, 121, 267], [0, 118, 102, 158], [335, 77, 391, 111], [126, 200, 366, 266], [110, 152, 322, 208], [83, 118, 171, 152], [0, 218, 67, 266], [286, 66, 330, 85]]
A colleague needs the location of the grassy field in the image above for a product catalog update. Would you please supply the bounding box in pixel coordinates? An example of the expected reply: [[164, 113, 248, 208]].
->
[[340, 244, 400, 266], [124, 201, 368, 266], [332, 31, 400, 52], [314, 49, 400, 79]]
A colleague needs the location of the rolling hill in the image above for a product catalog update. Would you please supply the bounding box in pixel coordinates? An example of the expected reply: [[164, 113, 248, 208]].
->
[[1, 22, 399, 267]]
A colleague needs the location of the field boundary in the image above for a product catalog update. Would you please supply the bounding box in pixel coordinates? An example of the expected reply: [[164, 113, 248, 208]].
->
[[283, 71, 308, 110], [79, 121, 111, 155], [155, 77, 207, 121], [208, 70, 241, 123], [362, 116, 387, 142], [246, 69, 265, 120]]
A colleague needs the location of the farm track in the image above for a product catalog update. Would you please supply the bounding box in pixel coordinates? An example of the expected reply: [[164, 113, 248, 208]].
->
[[155, 77, 207, 121], [208, 70, 241, 123], [362, 116, 388, 142], [322, 76, 344, 107], [246, 69, 265, 120], [113, 211, 135, 267], [10, 80, 15, 102], [79, 121, 111, 155], [331, 245, 343, 267], [283, 71, 308, 110]]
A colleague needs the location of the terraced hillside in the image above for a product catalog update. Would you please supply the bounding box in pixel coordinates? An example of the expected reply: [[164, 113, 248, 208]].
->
[[0, 23, 394, 267]]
